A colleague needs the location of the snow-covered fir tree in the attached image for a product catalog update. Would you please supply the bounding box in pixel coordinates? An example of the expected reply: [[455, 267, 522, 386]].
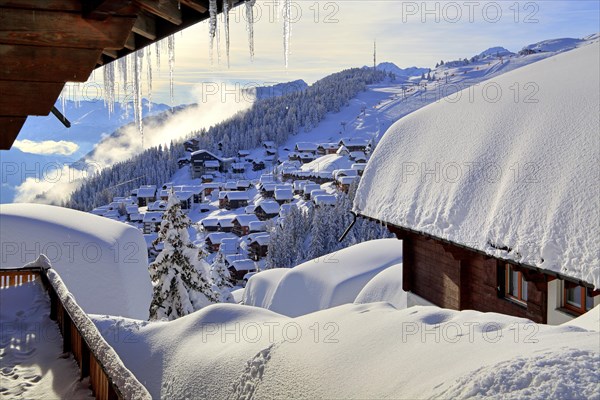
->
[[148, 190, 216, 321], [209, 249, 234, 303]]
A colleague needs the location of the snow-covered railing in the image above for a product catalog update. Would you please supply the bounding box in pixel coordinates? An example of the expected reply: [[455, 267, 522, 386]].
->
[[0, 257, 151, 400], [0, 266, 40, 288]]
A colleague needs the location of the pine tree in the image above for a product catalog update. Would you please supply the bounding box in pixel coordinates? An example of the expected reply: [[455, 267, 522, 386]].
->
[[148, 190, 217, 321], [209, 249, 234, 302]]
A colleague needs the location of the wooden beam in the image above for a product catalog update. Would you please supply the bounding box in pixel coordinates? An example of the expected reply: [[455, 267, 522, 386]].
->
[[0, 1, 82, 12], [132, 10, 157, 40], [0, 116, 26, 150], [0, 80, 64, 115], [103, 49, 118, 58], [82, 0, 136, 20], [124, 32, 136, 50], [179, 0, 208, 13], [0, 9, 137, 50], [0, 44, 101, 82], [135, 0, 182, 25]]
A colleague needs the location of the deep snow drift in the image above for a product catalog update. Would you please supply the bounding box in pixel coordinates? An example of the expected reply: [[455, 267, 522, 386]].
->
[[0, 280, 92, 399], [0, 203, 152, 319], [92, 302, 600, 399], [355, 42, 600, 288], [243, 239, 403, 317]]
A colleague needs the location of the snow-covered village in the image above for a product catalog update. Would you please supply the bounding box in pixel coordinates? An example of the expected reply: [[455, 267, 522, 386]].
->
[[0, 1, 599, 399]]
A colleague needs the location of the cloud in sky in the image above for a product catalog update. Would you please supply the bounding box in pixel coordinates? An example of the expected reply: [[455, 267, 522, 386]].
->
[[13, 139, 80, 156]]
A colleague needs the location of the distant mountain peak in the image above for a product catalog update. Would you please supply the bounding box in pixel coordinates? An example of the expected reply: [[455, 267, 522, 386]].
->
[[478, 47, 515, 58], [374, 62, 429, 77]]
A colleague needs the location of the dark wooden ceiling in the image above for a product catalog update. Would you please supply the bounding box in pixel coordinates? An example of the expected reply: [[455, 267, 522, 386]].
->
[[0, 0, 244, 150]]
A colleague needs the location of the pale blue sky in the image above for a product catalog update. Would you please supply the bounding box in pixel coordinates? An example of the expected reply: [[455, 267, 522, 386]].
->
[[84, 0, 599, 105]]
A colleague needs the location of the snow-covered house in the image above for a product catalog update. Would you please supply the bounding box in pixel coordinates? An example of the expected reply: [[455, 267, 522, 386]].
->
[[249, 221, 266, 234], [236, 180, 251, 190], [336, 145, 350, 157], [137, 185, 157, 207], [351, 163, 367, 176], [147, 200, 167, 212], [302, 184, 322, 200], [205, 232, 238, 253], [337, 176, 359, 193], [217, 218, 234, 233], [349, 151, 367, 163], [254, 200, 280, 221], [175, 191, 194, 211], [177, 155, 191, 168], [232, 214, 260, 237], [353, 44, 600, 324], [143, 212, 164, 234], [259, 182, 276, 198], [248, 234, 270, 261], [274, 187, 294, 205], [295, 142, 318, 154], [317, 142, 340, 155], [229, 259, 256, 282], [200, 218, 219, 232], [339, 138, 370, 152], [223, 191, 250, 210], [190, 150, 223, 179]]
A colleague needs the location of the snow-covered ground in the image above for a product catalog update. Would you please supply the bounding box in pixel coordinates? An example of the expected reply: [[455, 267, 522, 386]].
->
[[0, 204, 152, 319], [355, 39, 600, 288], [0, 280, 92, 399], [92, 301, 600, 399]]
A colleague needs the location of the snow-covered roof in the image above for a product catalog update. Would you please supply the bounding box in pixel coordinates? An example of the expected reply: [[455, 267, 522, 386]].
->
[[225, 181, 238, 190], [351, 163, 367, 171], [206, 232, 238, 244], [302, 183, 322, 194], [0, 204, 151, 319], [295, 142, 318, 152], [225, 191, 250, 201], [333, 169, 358, 179], [263, 141, 276, 148], [338, 176, 359, 185], [220, 238, 240, 254], [234, 214, 260, 227], [203, 182, 220, 189], [349, 151, 367, 160], [250, 234, 270, 246], [143, 212, 164, 223], [355, 44, 600, 288], [274, 188, 294, 200], [260, 174, 275, 183], [339, 137, 369, 147], [249, 221, 266, 232], [237, 180, 251, 188], [260, 183, 276, 191], [218, 191, 228, 200], [231, 163, 246, 170], [318, 142, 339, 149], [129, 213, 142, 222], [230, 259, 256, 272], [217, 218, 235, 228], [200, 218, 219, 227], [175, 191, 194, 201], [148, 200, 167, 211], [245, 205, 257, 214], [314, 194, 337, 206], [137, 185, 157, 198], [255, 200, 280, 214], [238, 150, 251, 156], [191, 149, 221, 160]]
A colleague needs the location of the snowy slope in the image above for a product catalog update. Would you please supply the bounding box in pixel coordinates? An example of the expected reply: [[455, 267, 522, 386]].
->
[[354, 42, 600, 288], [243, 239, 403, 317], [92, 302, 600, 399], [0, 203, 152, 319]]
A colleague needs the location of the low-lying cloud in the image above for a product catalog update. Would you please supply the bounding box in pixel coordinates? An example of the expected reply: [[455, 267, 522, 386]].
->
[[13, 139, 80, 156]]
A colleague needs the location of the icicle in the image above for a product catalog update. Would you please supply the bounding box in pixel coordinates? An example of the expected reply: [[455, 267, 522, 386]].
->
[[283, 0, 292, 68], [134, 50, 144, 148], [155, 41, 161, 71], [103, 62, 116, 116], [216, 8, 222, 65], [73, 82, 81, 108], [168, 35, 175, 107], [60, 84, 68, 117], [146, 45, 153, 113], [209, 0, 217, 64], [246, 0, 256, 61], [118, 56, 130, 119], [223, 0, 230, 68]]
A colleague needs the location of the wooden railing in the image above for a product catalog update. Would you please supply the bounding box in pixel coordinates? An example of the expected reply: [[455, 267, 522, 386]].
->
[[0, 266, 151, 400]]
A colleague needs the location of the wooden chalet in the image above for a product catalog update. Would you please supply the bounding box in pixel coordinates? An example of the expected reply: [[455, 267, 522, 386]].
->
[[231, 214, 259, 236], [223, 191, 249, 210], [0, 0, 248, 150], [190, 150, 223, 178], [248, 234, 270, 261], [254, 200, 280, 221]]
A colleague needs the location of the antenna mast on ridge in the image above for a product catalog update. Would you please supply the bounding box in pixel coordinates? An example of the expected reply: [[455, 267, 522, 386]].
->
[[373, 40, 377, 70]]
